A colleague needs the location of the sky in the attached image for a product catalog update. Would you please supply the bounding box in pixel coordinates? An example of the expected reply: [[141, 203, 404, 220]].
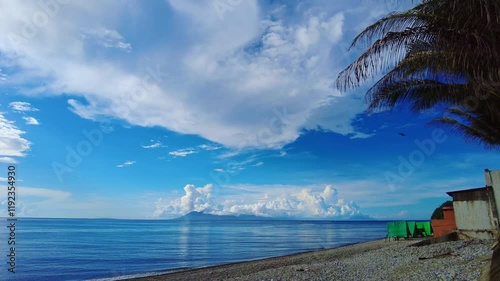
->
[[0, 0, 498, 220]]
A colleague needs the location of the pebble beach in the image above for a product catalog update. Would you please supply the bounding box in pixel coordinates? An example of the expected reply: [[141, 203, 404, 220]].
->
[[128, 238, 493, 281]]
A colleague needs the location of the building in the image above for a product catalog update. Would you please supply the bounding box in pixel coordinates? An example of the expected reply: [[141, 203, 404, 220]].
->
[[446, 186, 498, 239], [441, 169, 500, 239], [431, 206, 457, 237]]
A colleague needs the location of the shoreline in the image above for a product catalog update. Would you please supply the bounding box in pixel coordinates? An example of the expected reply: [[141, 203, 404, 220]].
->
[[116, 239, 383, 280], [122, 238, 493, 281], [120, 238, 394, 280]]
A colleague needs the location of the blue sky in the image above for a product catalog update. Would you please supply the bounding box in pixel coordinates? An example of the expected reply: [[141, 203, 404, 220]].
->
[[0, 0, 498, 220]]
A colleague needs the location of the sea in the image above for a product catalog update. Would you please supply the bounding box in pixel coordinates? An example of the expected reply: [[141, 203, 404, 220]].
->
[[0, 218, 388, 281]]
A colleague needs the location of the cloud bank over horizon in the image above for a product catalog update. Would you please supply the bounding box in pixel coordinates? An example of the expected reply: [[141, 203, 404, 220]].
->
[[154, 183, 362, 219]]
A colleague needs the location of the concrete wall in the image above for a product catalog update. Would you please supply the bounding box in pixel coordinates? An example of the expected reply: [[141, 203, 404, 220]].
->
[[453, 199, 497, 239]]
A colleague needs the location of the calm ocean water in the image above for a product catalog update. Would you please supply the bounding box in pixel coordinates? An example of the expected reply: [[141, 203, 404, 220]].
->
[[0, 218, 387, 281]]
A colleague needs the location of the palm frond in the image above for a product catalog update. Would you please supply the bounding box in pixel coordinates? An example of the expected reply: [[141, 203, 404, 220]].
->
[[336, 0, 500, 148]]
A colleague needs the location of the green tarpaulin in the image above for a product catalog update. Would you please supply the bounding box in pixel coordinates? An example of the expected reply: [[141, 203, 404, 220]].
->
[[407, 221, 416, 237], [387, 221, 409, 238], [416, 221, 433, 237], [387, 221, 433, 238]]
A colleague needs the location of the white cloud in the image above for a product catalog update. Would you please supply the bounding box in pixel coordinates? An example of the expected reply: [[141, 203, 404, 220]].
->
[[0, 1, 411, 150], [9, 102, 39, 112], [167, 143, 220, 157], [0, 157, 17, 164], [198, 144, 222, 151], [80, 27, 132, 52], [0, 113, 31, 158], [154, 184, 214, 217], [20, 186, 71, 201], [218, 150, 241, 159], [117, 160, 135, 168], [142, 143, 160, 149], [23, 116, 39, 125], [142, 141, 165, 149], [253, 161, 264, 167], [323, 13, 345, 43], [319, 177, 477, 209], [0, 186, 71, 217], [214, 168, 225, 172], [397, 210, 408, 217], [154, 184, 361, 219], [0, 69, 8, 81], [169, 148, 197, 157], [217, 155, 260, 173]]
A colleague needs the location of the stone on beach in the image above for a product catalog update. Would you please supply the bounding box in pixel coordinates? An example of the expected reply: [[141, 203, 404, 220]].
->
[[128, 238, 493, 281]]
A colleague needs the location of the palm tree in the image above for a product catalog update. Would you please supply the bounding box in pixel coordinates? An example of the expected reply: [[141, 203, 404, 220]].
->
[[336, 0, 500, 148], [336, 1, 500, 279]]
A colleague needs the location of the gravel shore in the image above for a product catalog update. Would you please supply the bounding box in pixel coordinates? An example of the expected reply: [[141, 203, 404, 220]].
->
[[127, 238, 493, 281]]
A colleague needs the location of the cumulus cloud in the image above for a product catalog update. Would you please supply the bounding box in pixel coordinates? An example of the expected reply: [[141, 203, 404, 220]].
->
[[154, 184, 361, 219], [117, 160, 135, 168], [23, 116, 40, 125], [0, 113, 31, 158], [154, 184, 214, 217]]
